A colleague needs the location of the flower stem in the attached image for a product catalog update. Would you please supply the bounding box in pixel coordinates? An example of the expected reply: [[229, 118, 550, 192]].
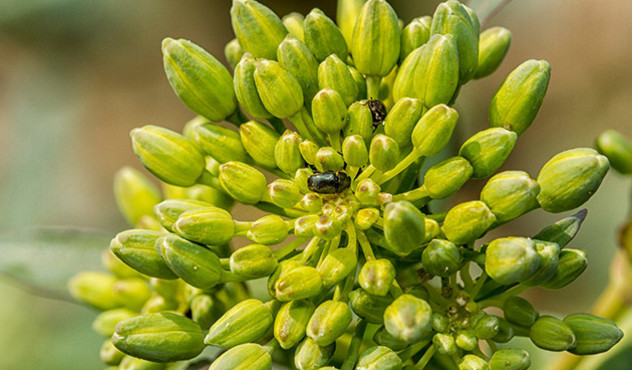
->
[[340, 320, 368, 370], [366, 75, 381, 100]]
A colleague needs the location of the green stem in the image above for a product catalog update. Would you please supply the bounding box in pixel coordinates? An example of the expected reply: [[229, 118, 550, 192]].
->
[[226, 109, 247, 126], [414, 345, 436, 370], [273, 236, 310, 259], [300, 237, 321, 264], [233, 221, 252, 236], [220, 258, 230, 269], [268, 117, 287, 134], [376, 151, 423, 185], [328, 131, 342, 151], [357, 229, 376, 260], [399, 339, 430, 363], [460, 262, 474, 291], [366, 75, 381, 100], [354, 165, 376, 185], [392, 185, 429, 202], [478, 284, 529, 308], [219, 270, 248, 283], [262, 338, 279, 355], [197, 170, 224, 192], [340, 320, 367, 370], [470, 271, 487, 299], [289, 111, 317, 143]]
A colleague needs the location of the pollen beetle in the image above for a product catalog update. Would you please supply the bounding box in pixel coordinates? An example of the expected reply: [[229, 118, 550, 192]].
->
[[362, 98, 387, 129], [307, 170, 351, 194]]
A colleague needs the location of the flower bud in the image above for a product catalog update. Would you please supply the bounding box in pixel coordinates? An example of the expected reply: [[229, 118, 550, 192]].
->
[[101, 339, 125, 366], [224, 38, 244, 69], [355, 208, 380, 230], [219, 161, 268, 204], [383, 98, 423, 147], [190, 294, 222, 330], [295, 214, 319, 237], [277, 36, 320, 104], [141, 295, 178, 314], [422, 239, 462, 277], [442, 201, 496, 245], [411, 104, 459, 156], [283, 12, 305, 42], [208, 343, 272, 370], [307, 300, 353, 346], [275, 130, 305, 175], [596, 129, 632, 174], [230, 0, 287, 60], [114, 278, 152, 311], [536, 148, 609, 213], [162, 38, 236, 122], [234, 53, 272, 119], [488, 349, 530, 370], [344, 101, 374, 144], [131, 125, 206, 187], [485, 237, 540, 285], [157, 234, 222, 289], [393, 46, 423, 102], [312, 88, 349, 134], [355, 178, 381, 205], [275, 300, 315, 349], [474, 314, 500, 340], [314, 215, 343, 240], [295, 337, 336, 370], [102, 249, 143, 279], [349, 66, 367, 99], [533, 210, 587, 248], [112, 312, 204, 362], [118, 356, 166, 370], [268, 260, 323, 301], [456, 330, 477, 351], [474, 27, 512, 79], [317, 248, 358, 288], [432, 333, 456, 356], [424, 156, 473, 199], [230, 244, 277, 279], [383, 294, 433, 343], [481, 171, 540, 223], [342, 135, 369, 167], [316, 147, 345, 172], [268, 179, 303, 209], [110, 230, 176, 279], [304, 8, 348, 62], [299, 193, 323, 213], [191, 122, 250, 164], [337, 0, 366, 47], [299, 140, 319, 166], [359, 258, 396, 296], [254, 59, 304, 119], [383, 201, 426, 256], [248, 215, 290, 245], [205, 298, 273, 348], [414, 34, 459, 108], [173, 207, 235, 245], [542, 249, 588, 290], [356, 346, 403, 370], [349, 289, 392, 324], [114, 167, 162, 226], [153, 199, 212, 232], [564, 314, 623, 355], [460, 127, 518, 179], [373, 326, 409, 351], [93, 308, 137, 337], [400, 17, 431, 62], [529, 316, 576, 351], [522, 240, 560, 287], [370, 134, 400, 172], [318, 55, 358, 107], [489, 59, 551, 135], [503, 296, 539, 328], [459, 355, 488, 370]]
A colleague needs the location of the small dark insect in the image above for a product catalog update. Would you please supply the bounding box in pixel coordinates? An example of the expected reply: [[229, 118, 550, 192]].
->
[[362, 98, 387, 129], [307, 170, 351, 194]]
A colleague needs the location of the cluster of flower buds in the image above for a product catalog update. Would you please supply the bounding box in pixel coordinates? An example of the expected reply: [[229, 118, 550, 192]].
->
[[69, 0, 623, 369]]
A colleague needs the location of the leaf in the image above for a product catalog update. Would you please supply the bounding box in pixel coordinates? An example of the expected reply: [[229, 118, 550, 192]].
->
[[467, 0, 514, 25]]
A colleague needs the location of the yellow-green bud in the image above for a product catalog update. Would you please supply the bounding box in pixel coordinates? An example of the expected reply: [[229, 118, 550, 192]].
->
[[268, 260, 323, 301], [456, 330, 477, 351], [157, 234, 222, 289], [277, 36, 320, 104], [542, 249, 588, 290], [304, 8, 348, 62], [424, 156, 473, 199], [110, 230, 176, 279], [433, 333, 457, 355], [230, 244, 277, 279], [294, 167, 314, 193], [295, 337, 336, 370], [114, 167, 162, 226], [114, 278, 152, 311], [344, 101, 374, 143], [208, 343, 272, 370], [275, 300, 315, 349], [224, 38, 244, 70], [564, 314, 623, 355], [503, 296, 539, 328], [101, 339, 125, 366], [230, 0, 287, 60], [176, 183, 234, 210], [299, 193, 323, 213], [522, 240, 560, 287], [247, 214, 290, 245], [400, 17, 431, 62], [337, 0, 366, 47], [299, 140, 319, 166], [268, 179, 303, 209], [373, 326, 409, 351], [355, 178, 381, 205], [316, 147, 345, 172], [93, 308, 137, 337], [351, 0, 400, 76], [307, 300, 353, 346], [489, 59, 551, 135], [485, 237, 540, 285], [414, 34, 459, 108], [173, 207, 235, 245], [275, 130, 306, 175], [474, 314, 500, 340], [423, 218, 441, 243], [102, 249, 143, 279], [312, 88, 349, 134], [314, 215, 343, 240], [481, 171, 540, 223], [317, 248, 358, 288], [459, 127, 518, 179], [529, 316, 576, 351], [411, 104, 459, 156], [384, 97, 423, 147], [442, 201, 496, 245], [459, 355, 489, 370], [349, 66, 368, 99], [205, 298, 273, 348], [283, 12, 305, 42], [141, 295, 178, 314], [318, 54, 358, 107], [356, 346, 403, 370], [342, 135, 369, 167], [384, 201, 426, 256], [234, 53, 272, 119], [433, 312, 449, 333], [393, 46, 423, 102], [239, 121, 280, 167], [112, 312, 204, 362], [254, 59, 304, 119], [596, 129, 632, 174], [489, 349, 530, 370], [131, 125, 206, 187], [474, 27, 512, 79], [359, 258, 396, 296], [463, 4, 481, 36], [536, 148, 609, 213], [148, 278, 180, 299], [219, 161, 268, 204], [153, 199, 213, 232], [355, 208, 380, 229], [192, 122, 250, 164], [370, 134, 400, 172], [349, 289, 392, 324], [190, 294, 222, 330], [162, 38, 236, 122], [384, 294, 433, 343], [422, 239, 462, 277], [295, 214, 319, 237], [118, 356, 166, 370]]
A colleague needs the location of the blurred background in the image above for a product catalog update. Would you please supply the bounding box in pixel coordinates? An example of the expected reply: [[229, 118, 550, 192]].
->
[[0, 0, 631, 368]]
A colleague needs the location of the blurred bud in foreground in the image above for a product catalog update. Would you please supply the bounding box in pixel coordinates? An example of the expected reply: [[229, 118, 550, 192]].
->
[[595, 129, 632, 174], [475, 27, 512, 79], [489, 349, 530, 370], [114, 167, 161, 226], [209, 343, 272, 370]]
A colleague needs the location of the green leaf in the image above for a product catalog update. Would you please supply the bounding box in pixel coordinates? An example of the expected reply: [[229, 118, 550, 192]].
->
[[467, 0, 513, 24]]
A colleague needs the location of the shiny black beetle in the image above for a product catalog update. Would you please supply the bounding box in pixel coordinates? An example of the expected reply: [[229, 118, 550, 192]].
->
[[307, 170, 351, 194], [362, 98, 387, 128]]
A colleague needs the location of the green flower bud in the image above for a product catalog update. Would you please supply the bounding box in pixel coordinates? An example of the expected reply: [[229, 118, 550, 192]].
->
[[205, 298, 273, 348], [342, 135, 369, 167], [295, 337, 335, 370], [474, 314, 500, 340], [370, 134, 400, 172], [424, 218, 445, 242], [314, 215, 344, 240], [254, 59, 304, 119], [337, 0, 366, 47], [383, 201, 426, 256], [489, 317, 514, 344], [283, 12, 305, 42], [411, 104, 459, 156], [230, 0, 287, 60], [351, 0, 400, 76], [349, 66, 367, 99], [318, 54, 358, 107], [542, 249, 588, 290], [463, 4, 481, 36], [299, 193, 324, 213], [153, 199, 212, 232], [219, 161, 268, 204], [304, 8, 348, 62], [474, 27, 512, 79], [522, 240, 561, 286], [299, 140, 320, 166], [131, 125, 205, 187], [349, 289, 392, 324], [355, 178, 381, 205], [316, 147, 346, 172], [489, 349, 530, 370], [294, 167, 314, 194], [268, 179, 303, 209], [275, 130, 306, 175], [307, 300, 353, 346], [344, 101, 374, 143], [459, 127, 517, 179], [148, 278, 181, 299], [275, 300, 315, 349], [248, 215, 290, 245], [393, 46, 423, 102], [112, 312, 204, 362], [456, 330, 477, 351], [383, 294, 433, 343], [277, 36, 320, 104], [162, 38, 236, 122], [596, 129, 632, 174], [422, 239, 462, 277], [114, 167, 162, 226], [193, 122, 250, 164], [209, 343, 272, 370], [536, 148, 609, 213], [110, 230, 176, 279], [373, 326, 409, 351], [93, 308, 137, 337], [355, 208, 380, 230], [433, 333, 457, 355], [503, 296, 539, 328], [564, 314, 623, 355], [119, 356, 166, 370], [190, 294, 222, 329], [356, 346, 403, 370], [459, 355, 489, 370], [102, 249, 143, 279], [224, 38, 244, 69], [442, 201, 496, 245], [529, 316, 576, 351], [234, 53, 272, 119], [383, 98, 423, 147], [141, 295, 178, 314], [400, 17, 431, 62], [295, 214, 319, 237], [230, 244, 277, 279], [424, 156, 473, 199], [414, 34, 459, 108], [156, 234, 222, 289], [485, 237, 540, 285], [433, 313, 449, 333], [101, 339, 125, 366], [533, 209, 587, 248], [173, 207, 235, 245], [114, 278, 152, 311], [481, 171, 540, 223], [269, 260, 323, 301], [359, 258, 396, 296], [317, 248, 358, 288], [312, 88, 349, 134], [489, 59, 551, 135]]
